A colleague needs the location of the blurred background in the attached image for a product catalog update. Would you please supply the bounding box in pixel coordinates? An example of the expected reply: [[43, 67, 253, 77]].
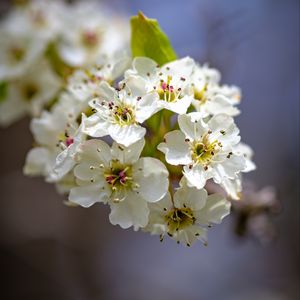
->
[[0, 0, 299, 299]]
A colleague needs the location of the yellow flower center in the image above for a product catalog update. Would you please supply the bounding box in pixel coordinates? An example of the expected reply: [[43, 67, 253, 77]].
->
[[165, 207, 195, 234], [104, 160, 133, 191], [191, 133, 220, 164], [157, 75, 183, 102], [112, 103, 135, 126], [22, 83, 38, 101], [193, 83, 208, 105]]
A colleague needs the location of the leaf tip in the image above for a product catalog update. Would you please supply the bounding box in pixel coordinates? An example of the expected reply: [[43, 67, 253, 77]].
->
[[137, 11, 147, 20]]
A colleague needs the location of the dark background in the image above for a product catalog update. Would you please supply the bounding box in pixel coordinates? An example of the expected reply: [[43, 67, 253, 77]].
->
[[0, 0, 299, 299]]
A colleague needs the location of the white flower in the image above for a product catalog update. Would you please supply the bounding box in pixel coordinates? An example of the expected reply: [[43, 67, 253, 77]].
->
[[2, 0, 65, 42], [56, 1, 129, 67], [0, 59, 61, 127], [67, 51, 131, 101], [83, 77, 158, 146], [23, 107, 85, 183], [234, 142, 256, 173], [158, 112, 246, 192], [125, 56, 195, 114], [49, 121, 86, 182], [69, 138, 169, 229], [145, 183, 231, 246], [0, 30, 45, 81], [191, 64, 240, 117], [220, 142, 256, 200]]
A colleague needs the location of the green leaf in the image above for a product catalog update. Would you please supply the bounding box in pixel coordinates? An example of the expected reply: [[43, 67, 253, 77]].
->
[[130, 12, 177, 65], [0, 82, 8, 103]]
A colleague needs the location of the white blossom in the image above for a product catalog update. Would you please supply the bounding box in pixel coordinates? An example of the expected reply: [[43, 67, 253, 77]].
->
[[145, 183, 231, 246], [69, 138, 169, 229], [67, 51, 131, 102], [23, 107, 85, 183], [125, 56, 195, 114], [0, 30, 45, 81], [0, 59, 61, 126], [83, 77, 158, 146], [56, 1, 129, 67], [191, 64, 241, 117], [158, 112, 247, 193], [220, 142, 256, 200], [2, 0, 65, 43]]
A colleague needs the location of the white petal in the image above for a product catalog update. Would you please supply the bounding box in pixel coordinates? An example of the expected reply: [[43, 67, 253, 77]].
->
[[205, 94, 240, 116], [196, 194, 231, 225], [23, 147, 53, 177], [175, 225, 207, 246], [208, 114, 240, 145], [108, 124, 146, 147], [213, 154, 246, 181], [220, 175, 242, 200], [157, 130, 192, 165], [96, 81, 117, 103], [110, 55, 131, 81], [58, 45, 86, 67], [77, 139, 112, 167], [133, 157, 169, 202], [174, 185, 207, 211], [135, 92, 159, 123], [69, 183, 110, 207], [131, 57, 157, 77], [157, 95, 192, 115], [0, 87, 27, 127], [161, 57, 195, 78], [183, 164, 213, 189], [83, 113, 109, 137], [49, 149, 75, 182], [124, 75, 148, 97], [111, 138, 145, 164], [233, 142, 256, 172], [74, 162, 104, 182], [178, 113, 207, 140], [109, 191, 149, 229]]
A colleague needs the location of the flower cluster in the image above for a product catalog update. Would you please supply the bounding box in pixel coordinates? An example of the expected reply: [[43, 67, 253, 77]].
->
[[23, 52, 256, 246], [0, 0, 129, 126], [1, 5, 257, 247]]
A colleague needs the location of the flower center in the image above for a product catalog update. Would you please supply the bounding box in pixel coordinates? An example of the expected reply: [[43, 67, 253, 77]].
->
[[57, 130, 74, 149], [157, 75, 183, 102], [10, 46, 25, 63], [105, 160, 133, 190], [193, 83, 208, 105], [110, 102, 135, 126], [81, 30, 99, 48], [22, 83, 38, 101], [191, 133, 220, 164], [165, 207, 195, 234]]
